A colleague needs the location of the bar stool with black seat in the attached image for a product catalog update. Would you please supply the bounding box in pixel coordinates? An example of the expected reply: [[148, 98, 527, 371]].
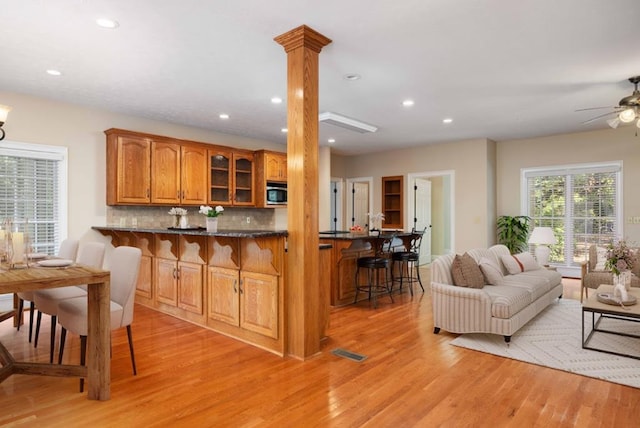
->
[[391, 228, 426, 296], [354, 232, 396, 308]]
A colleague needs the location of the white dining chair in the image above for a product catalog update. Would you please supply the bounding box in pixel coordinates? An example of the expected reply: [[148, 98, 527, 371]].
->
[[33, 241, 105, 363], [17, 238, 79, 343], [58, 246, 141, 392]]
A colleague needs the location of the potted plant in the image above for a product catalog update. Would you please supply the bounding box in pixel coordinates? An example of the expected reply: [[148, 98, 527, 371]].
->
[[497, 215, 531, 254]]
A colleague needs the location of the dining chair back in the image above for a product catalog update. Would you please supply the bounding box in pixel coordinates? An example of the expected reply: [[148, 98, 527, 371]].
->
[[17, 238, 79, 343], [57, 246, 142, 392], [33, 241, 105, 362], [58, 238, 80, 260]]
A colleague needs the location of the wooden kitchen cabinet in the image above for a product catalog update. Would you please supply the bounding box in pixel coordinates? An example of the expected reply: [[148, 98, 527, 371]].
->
[[239, 271, 278, 339], [151, 141, 181, 204], [180, 145, 208, 205], [208, 254, 279, 339], [106, 128, 208, 206], [153, 234, 206, 323], [255, 150, 287, 207], [208, 147, 255, 206], [208, 266, 240, 326], [263, 151, 287, 182], [106, 131, 151, 205]]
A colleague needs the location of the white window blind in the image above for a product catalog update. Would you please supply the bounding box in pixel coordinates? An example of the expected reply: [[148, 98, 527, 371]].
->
[[523, 162, 622, 268], [0, 142, 66, 255]]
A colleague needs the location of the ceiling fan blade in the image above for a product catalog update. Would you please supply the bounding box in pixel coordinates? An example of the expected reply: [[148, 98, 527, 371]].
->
[[575, 106, 616, 112], [581, 110, 618, 124]]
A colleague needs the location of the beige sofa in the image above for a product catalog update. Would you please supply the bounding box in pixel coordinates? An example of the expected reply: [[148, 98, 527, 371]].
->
[[580, 244, 639, 302], [430, 244, 563, 343]]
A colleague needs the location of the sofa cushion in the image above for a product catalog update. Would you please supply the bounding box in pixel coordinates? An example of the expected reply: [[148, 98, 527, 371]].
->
[[482, 285, 532, 319], [501, 252, 539, 274], [451, 253, 485, 288], [498, 271, 555, 301], [479, 257, 503, 285]]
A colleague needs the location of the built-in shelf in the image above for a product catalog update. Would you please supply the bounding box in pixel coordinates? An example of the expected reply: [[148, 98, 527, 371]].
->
[[382, 176, 404, 229]]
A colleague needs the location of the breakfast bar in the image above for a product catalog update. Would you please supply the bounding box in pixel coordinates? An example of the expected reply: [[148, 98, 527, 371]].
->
[[319, 231, 413, 306]]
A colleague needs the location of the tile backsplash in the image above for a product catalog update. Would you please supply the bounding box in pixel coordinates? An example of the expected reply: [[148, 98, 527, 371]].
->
[[107, 206, 276, 230]]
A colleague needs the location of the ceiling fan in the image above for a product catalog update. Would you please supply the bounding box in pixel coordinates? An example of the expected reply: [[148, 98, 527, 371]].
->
[[578, 76, 640, 128]]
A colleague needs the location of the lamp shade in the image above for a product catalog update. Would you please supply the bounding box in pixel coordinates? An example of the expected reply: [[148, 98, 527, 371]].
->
[[528, 227, 557, 245], [0, 105, 11, 124]]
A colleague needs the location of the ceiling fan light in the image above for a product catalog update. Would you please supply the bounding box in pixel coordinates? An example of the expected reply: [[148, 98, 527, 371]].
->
[[636, 118, 640, 129], [607, 117, 621, 129], [619, 108, 636, 123]]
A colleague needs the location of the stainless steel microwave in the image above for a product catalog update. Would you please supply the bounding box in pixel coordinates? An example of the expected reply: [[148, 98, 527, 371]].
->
[[266, 184, 287, 205]]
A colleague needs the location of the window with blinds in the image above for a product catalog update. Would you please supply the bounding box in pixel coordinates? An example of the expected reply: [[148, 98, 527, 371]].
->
[[0, 142, 67, 255], [522, 162, 622, 268]]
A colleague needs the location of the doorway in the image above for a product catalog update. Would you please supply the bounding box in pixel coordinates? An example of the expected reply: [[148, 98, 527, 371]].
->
[[407, 171, 455, 264], [346, 177, 373, 230]]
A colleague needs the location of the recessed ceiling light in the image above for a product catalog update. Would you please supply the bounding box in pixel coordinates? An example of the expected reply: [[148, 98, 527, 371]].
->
[[219, 113, 229, 119], [96, 18, 119, 29], [328, 138, 336, 143], [271, 97, 283, 104], [281, 128, 288, 133], [402, 100, 415, 107], [443, 118, 453, 124], [46, 69, 62, 76], [343, 73, 361, 81]]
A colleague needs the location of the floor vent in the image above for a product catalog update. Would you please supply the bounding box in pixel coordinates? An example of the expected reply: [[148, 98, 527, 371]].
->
[[331, 348, 367, 362]]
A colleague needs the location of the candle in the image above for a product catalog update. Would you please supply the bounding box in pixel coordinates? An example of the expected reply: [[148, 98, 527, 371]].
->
[[12, 232, 24, 264]]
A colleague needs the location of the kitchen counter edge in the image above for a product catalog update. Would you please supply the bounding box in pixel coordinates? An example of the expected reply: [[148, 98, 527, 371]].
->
[[93, 226, 288, 238]]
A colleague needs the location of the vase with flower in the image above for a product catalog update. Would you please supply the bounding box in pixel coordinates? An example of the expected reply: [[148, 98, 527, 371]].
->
[[199, 205, 224, 232], [605, 239, 637, 291], [168, 207, 188, 228]]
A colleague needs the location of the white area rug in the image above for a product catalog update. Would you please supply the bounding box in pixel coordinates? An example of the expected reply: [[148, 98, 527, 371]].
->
[[451, 298, 640, 389]]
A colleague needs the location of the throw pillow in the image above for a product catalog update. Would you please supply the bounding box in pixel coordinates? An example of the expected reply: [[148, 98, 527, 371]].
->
[[451, 253, 485, 288], [478, 257, 503, 285], [501, 252, 540, 274], [595, 246, 607, 271]]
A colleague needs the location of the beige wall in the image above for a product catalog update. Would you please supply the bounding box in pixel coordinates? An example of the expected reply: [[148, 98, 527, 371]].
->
[[334, 138, 495, 251], [497, 127, 640, 243], [1, 90, 286, 243]]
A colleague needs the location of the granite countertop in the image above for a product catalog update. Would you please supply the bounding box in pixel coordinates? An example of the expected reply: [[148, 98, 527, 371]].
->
[[93, 226, 288, 238], [319, 231, 411, 240]]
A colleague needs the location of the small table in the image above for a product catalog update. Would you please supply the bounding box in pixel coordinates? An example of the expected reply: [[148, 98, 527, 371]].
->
[[582, 284, 640, 360]]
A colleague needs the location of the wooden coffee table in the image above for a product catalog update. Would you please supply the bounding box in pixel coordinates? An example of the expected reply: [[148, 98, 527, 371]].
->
[[582, 284, 640, 360]]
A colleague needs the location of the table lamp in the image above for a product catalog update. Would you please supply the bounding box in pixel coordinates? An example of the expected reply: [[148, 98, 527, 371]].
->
[[528, 227, 557, 266]]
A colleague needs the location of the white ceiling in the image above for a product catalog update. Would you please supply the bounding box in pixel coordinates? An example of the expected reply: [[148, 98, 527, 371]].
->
[[1, 0, 639, 155]]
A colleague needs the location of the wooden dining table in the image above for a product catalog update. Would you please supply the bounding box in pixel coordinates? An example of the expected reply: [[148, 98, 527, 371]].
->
[[0, 263, 111, 400]]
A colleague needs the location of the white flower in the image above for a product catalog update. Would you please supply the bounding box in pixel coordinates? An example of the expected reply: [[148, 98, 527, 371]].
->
[[200, 205, 224, 217], [168, 207, 187, 216]]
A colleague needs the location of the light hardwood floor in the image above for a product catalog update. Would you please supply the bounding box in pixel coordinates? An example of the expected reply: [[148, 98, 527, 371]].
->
[[1, 272, 639, 427]]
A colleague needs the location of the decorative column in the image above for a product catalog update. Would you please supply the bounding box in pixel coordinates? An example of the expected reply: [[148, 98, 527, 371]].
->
[[275, 25, 331, 359]]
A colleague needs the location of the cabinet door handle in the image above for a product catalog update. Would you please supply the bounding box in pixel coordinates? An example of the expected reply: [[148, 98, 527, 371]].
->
[[239, 279, 243, 294], [233, 279, 237, 293], [146, 189, 150, 198], [177, 267, 180, 279], [172, 268, 177, 279]]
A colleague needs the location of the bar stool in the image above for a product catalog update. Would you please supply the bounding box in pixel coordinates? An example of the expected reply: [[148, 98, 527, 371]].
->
[[354, 233, 396, 308], [391, 228, 426, 296]]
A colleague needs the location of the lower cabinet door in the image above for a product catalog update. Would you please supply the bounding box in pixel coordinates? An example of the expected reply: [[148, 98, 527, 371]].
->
[[155, 258, 178, 306], [208, 267, 240, 326], [178, 261, 204, 315], [240, 271, 278, 339]]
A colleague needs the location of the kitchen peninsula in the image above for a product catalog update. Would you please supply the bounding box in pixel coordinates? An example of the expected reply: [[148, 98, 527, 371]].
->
[[93, 226, 288, 355], [319, 231, 413, 306]]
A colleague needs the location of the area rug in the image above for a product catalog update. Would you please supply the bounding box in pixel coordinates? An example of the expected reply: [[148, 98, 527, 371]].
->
[[450, 299, 640, 389]]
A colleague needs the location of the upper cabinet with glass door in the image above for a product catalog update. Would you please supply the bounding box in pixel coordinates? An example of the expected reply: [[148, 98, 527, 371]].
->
[[208, 147, 254, 206]]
